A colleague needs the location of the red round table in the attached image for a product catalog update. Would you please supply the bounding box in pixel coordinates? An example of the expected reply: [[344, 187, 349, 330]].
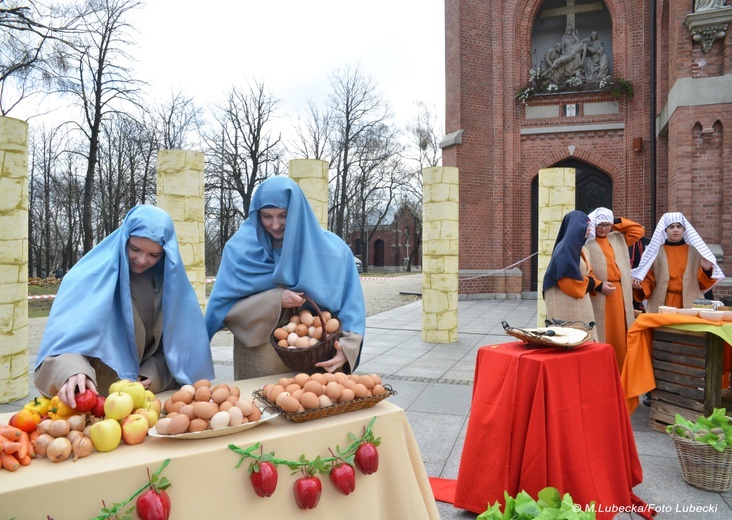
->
[[454, 341, 647, 519]]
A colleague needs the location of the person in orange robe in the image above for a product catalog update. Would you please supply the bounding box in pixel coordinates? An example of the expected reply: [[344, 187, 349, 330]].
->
[[585, 208, 645, 369], [543, 210, 611, 341], [631, 212, 723, 312]]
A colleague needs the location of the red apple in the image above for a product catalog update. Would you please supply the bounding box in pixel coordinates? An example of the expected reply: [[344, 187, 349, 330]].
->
[[294, 475, 322, 510], [136, 486, 171, 520], [91, 395, 106, 417], [121, 413, 150, 445]]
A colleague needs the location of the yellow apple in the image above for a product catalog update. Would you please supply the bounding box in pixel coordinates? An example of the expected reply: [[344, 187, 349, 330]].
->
[[134, 407, 159, 428], [116, 381, 147, 410], [121, 413, 149, 445], [104, 391, 134, 421], [108, 379, 132, 395], [89, 419, 122, 452]]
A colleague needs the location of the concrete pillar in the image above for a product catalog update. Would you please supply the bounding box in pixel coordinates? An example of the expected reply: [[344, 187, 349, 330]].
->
[[156, 150, 206, 311], [289, 159, 329, 229], [537, 167, 576, 326], [0, 117, 29, 404], [422, 167, 459, 343]]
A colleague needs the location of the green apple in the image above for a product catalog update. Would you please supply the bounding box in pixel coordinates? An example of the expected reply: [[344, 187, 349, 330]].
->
[[134, 407, 159, 428], [108, 378, 132, 395], [104, 391, 134, 421], [116, 380, 147, 410], [121, 413, 149, 445], [89, 418, 122, 452]]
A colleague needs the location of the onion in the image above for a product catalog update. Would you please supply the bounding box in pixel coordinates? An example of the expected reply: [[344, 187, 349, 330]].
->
[[67, 414, 86, 431], [47, 437, 72, 462], [48, 419, 71, 438], [33, 433, 55, 457], [72, 436, 94, 461]]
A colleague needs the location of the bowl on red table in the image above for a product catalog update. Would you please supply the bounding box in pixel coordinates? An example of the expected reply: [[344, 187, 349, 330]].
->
[[676, 308, 699, 318]]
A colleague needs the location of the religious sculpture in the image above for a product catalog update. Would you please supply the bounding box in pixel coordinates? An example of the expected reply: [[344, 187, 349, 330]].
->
[[695, 0, 727, 12], [539, 25, 610, 87]]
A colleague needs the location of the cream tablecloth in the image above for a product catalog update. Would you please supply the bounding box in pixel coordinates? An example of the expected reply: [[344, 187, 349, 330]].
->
[[0, 374, 439, 519]]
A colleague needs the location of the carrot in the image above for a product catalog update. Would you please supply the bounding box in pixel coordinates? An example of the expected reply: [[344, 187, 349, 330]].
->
[[28, 429, 39, 443], [2, 440, 22, 454], [17, 453, 31, 466], [17, 432, 29, 460], [0, 426, 23, 441], [0, 451, 19, 471], [23, 432, 36, 459]]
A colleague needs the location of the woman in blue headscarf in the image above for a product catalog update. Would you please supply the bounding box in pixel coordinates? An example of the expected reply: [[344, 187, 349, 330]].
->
[[205, 176, 366, 378], [542, 210, 605, 341], [35, 205, 215, 408]]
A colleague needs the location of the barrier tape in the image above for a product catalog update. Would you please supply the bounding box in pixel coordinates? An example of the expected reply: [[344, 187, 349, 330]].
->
[[459, 252, 538, 281]]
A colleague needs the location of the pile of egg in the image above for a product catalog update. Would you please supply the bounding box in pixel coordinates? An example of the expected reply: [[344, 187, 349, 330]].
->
[[155, 380, 263, 435], [262, 372, 388, 414], [272, 309, 341, 349]]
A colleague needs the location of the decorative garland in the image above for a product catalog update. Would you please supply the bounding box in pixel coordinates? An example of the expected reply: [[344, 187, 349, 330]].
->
[[90, 458, 171, 520]]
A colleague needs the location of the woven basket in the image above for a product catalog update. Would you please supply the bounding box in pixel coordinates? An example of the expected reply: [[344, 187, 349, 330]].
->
[[253, 385, 396, 423], [669, 426, 732, 492], [270, 296, 341, 372], [501, 320, 594, 350]]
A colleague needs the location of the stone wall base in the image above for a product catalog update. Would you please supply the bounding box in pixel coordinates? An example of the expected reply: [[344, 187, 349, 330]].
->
[[458, 268, 523, 299]]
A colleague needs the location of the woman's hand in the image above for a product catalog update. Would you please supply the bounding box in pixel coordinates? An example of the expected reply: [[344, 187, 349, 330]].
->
[[631, 278, 643, 290], [58, 374, 98, 409], [137, 376, 151, 390], [282, 289, 305, 308], [700, 258, 713, 271], [315, 340, 347, 373], [601, 281, 616, 296]]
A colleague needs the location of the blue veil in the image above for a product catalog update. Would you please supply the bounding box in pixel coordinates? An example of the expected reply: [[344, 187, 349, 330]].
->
[[205, 176, 365, 341], [36, 205, 215, 384], [542, 210, 590, 293]]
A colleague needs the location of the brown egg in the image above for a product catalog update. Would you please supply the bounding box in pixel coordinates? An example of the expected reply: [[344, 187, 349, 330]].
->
[[295, 324, 309, 337], [180, 384, 196, 396], [323, 373, 337, 384], [235, 399, 253, 416], [277, 339, 289, 348], [273, 327, 289, 341], [211, 387, 231, 405], [230, 386, 241, 398], [193, 401, 218, 420], [154, 417, 172, 435], [247, 406, 262, 422], [300, 391, 321, 410], [312, 327, 323, 339], [166, 400, 185, 414], [358, 374, 375, 389], [275, 391, 292, 407], [372, 384, 388, 395], [289, 315, 301, 325], [226, 395, 240, 405], [312, 317, 322, 328], [325, 381, 342, 400], [194, 386, 212, 402], [303, 380, 324, 396], [171, 389, 194, 404], [370, 374, 382, 385], [311, 373, 327, 385], [339, 388, 356, 402], [285, 383, 302, 394], [278, 377, 292, 387], [163, 398, 176, 414], [193, 379, 211, 390], [334, 372, 348, 384], [168, 414, 190, 435], [267, 384, 285, 403], [280, 395, 301, 413], [291, 389, 304, 400], [299, 310, 314, 326], [321, 311, 332, 321], [353, 383, 369, 398], [318, 395, 334, 407], [294, 336, 311, 348], [293, 373, 311, 386], [309, 338, 318, 346], [178, 404, 197, 421], [342, 379, 357, 390], [219, 401, 234, 412], [325, 318, 340, 333], [211, 383, 231, 393], [188, 418, 209, 432]]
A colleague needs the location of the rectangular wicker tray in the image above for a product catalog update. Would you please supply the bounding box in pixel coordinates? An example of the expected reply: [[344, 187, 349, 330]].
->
[[253, 385, 396, 423]]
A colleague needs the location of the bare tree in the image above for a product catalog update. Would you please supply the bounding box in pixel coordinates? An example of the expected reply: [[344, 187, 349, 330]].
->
[[290, 100, 333, 161], [155, 89, 203, 150], [328, 65, 392, 238], [54, 0, 143, 253]]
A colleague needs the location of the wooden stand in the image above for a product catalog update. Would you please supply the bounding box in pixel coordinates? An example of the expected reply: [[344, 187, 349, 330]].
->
[[648, 327, 730, 432]]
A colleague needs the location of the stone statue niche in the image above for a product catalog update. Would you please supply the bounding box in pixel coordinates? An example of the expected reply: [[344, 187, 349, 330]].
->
[[695, 0, 727, 13], [539, 24, 610, 88]]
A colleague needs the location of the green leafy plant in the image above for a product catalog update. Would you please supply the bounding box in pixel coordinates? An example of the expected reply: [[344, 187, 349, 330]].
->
[[478, 486, 595, 519], [514, 68, 634, 105], [666, 407, 732, 452]]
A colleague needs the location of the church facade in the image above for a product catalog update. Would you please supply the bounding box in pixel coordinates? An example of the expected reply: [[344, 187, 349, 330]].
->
[[443, 0, 732, 299]]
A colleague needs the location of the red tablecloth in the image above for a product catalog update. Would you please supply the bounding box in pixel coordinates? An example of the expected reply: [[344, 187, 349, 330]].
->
[[453, 342, 647, 519]]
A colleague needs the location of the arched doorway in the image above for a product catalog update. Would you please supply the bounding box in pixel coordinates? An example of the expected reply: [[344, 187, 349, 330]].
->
[[373, 239, 385, 267], [530, 159, 613, 290]]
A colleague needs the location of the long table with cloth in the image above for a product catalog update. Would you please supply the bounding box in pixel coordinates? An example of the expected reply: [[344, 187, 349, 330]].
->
[[431, 341, 649, 520], [621, 313, 732, 415], [0, 374, 439, 519]]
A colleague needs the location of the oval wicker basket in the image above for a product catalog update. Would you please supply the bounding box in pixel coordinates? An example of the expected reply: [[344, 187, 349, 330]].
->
[[669, 426, 732, 492], [270, 296, 341, 372], [501, 320, 594, 350], [253, 385, 396, 423]]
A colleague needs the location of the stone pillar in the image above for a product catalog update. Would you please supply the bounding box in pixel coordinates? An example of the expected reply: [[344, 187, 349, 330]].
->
[[537, 167, 576, 326], [422, 167, 459, 343], [0, 117, 29, 404], [156, 150, 206, 311], [289, 159, 329, 229]]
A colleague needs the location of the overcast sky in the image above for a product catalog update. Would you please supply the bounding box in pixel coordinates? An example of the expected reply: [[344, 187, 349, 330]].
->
[[132, 0, 446, 132]]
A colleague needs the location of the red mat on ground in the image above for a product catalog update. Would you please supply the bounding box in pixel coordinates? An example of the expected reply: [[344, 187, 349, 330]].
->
[[428, 477, 456, 504]]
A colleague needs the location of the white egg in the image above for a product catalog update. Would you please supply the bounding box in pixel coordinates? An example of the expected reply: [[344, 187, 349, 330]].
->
[[287, 332, 299, 346], [180, 384, 196, 396], [209, 411, 231, 430], [227, 406, 244, 426]]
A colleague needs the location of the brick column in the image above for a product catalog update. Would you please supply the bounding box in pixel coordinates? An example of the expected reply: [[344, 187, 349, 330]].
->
[[0, 117, 29, 404], [537, 167, 576, 326], [422, 167, 459, 343], [289, 159, 329, 229], [156, 150, 206, 311]]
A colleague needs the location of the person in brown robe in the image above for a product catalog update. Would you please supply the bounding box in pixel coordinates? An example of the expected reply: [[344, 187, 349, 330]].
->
[[585, 208, 645, 368]]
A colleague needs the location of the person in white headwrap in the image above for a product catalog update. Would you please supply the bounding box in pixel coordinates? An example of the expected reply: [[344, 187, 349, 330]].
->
[[631, 212, 724, 313], [585, 208, 645, 368]]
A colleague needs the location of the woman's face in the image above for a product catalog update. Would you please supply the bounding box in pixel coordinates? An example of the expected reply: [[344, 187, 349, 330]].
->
[[595, 222, 613, 239], [259, 207, 287, 241], [127, 236, 164, 274], [665, 222, 685, 243]]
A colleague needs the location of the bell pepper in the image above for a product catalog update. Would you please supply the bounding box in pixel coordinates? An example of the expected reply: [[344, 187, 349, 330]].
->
[[23, 396, 51, 417], [47, 395, 76, 420]]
